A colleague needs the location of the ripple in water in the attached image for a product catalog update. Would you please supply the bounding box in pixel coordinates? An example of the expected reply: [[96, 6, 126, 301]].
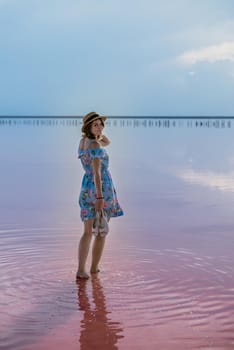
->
[[1, 225, 234, 349], [102, 246, 234, 348]]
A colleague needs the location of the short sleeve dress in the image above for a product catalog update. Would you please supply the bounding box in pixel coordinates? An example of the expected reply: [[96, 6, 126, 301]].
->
[[78, 139, 124, 221]]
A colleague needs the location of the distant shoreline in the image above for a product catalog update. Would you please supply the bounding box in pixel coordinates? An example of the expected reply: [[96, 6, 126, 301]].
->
[[1, 116, 234, 119]]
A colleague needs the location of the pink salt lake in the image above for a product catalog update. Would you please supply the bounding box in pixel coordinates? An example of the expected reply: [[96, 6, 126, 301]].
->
[[0, 118, 234, 350]]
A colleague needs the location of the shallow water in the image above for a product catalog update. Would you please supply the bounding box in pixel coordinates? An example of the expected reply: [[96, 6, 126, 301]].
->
[[0, 118, 234, 349]]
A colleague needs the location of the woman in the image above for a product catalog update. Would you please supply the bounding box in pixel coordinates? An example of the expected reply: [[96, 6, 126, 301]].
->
[[77, 112, 124, 279]]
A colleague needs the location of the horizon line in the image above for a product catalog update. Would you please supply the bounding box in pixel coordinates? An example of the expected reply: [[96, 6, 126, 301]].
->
[[1, 115, 234, 119]]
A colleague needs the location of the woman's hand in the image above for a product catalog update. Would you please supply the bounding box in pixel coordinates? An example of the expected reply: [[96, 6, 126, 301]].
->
[[95, 198, 104, 211], [98, 134, 110, 146]]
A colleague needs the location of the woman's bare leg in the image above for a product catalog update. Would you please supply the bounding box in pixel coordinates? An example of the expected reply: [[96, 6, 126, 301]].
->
[[77, 219, 93, 279], [90, 235, 106, 273]]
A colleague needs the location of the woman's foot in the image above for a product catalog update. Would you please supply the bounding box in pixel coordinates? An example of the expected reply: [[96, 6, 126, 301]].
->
[[76, 271, 90, 280], [90, 267, 100, 274]]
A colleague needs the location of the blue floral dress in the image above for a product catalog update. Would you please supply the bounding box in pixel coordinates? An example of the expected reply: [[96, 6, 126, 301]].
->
[[78, 140, 124, 221]]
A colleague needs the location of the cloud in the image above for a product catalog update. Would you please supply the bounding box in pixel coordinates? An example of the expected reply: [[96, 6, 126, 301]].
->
[[176, 168, 234, 192], [1, 0, 234, 115], [178, 41, 234, 65]]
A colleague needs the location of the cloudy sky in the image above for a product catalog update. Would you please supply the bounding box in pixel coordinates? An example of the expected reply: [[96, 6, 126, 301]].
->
[[1, 0, 234, 116]]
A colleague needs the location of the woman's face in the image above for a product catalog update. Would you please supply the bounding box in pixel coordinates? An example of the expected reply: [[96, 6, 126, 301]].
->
[[90, 119, 104, 138]]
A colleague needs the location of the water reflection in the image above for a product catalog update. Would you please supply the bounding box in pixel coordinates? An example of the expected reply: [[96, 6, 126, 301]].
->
[[77, 277, 124, 350], [1, 116, 234, 349], [177, 168, 234, 192]]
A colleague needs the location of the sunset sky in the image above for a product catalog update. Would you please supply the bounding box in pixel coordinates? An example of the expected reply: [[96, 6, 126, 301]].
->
[[1, 0, 234, 116]]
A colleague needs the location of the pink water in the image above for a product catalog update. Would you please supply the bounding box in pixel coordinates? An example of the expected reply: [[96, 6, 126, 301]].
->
[[0, 118, 234, 349]]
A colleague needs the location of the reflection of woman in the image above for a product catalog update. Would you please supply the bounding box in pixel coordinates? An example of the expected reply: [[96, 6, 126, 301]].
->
[[77, 112, 123, 279], [77, 276, 124, 350]]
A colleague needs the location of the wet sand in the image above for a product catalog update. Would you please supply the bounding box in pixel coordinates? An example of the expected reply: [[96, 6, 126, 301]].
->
[[1, 118, 234, 349]]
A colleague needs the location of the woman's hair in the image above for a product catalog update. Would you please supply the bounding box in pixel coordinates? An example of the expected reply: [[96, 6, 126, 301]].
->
[[82, 118, 104, 139]]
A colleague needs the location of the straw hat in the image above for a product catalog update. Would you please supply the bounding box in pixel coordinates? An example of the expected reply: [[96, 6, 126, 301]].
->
[[82, 112, 107, 133]]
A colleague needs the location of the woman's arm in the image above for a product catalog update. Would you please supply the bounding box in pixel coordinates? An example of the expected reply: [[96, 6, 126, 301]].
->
[[90, 142, 104, 210], [92, 157, 103, 198]]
